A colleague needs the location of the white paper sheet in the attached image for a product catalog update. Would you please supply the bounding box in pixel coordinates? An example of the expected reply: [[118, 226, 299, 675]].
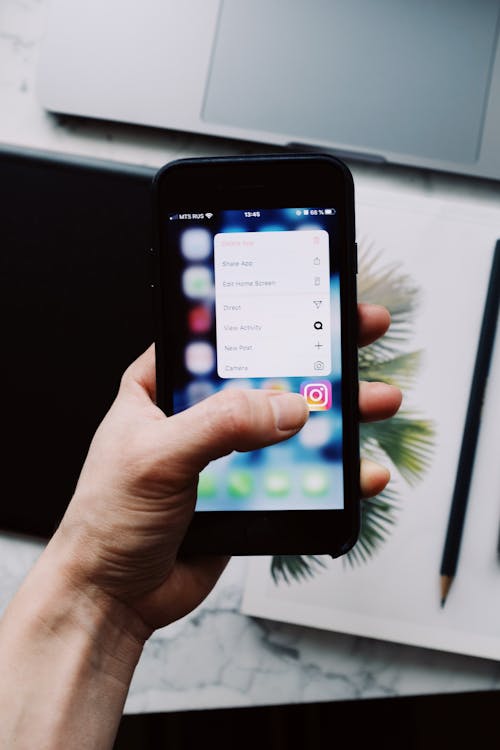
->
[[242, 185, 500, 661]]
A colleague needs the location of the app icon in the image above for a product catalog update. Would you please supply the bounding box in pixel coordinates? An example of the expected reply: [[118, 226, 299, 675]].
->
[[186, 380, 214, 406], [261, 378, 290, 393], [301, 468, 329, 497], [188, 304, 212, 333], [181, 227, 212, 261], [198, 470, 217, 498], [227, 470, 253, 498], [182, 266, 212, 299], [300, 380, 332, 411], [185, 342, 215, 375], [264, 470, 290, 498], [221, 378, 253, 391], [298, 415, 332, 448]]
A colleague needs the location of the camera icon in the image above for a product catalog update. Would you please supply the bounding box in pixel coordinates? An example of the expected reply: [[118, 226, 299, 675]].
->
[[300, 380, 332, 411]]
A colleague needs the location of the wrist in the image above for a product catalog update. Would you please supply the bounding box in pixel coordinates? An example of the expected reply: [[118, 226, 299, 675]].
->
[[5, 529, 150, 683], [0, 533, 148, 749]]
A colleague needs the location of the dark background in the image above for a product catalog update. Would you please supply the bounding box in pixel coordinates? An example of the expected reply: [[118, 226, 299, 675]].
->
[[114, 691, 500, 749], [0, 147, 154, 537], [2, 147, 499, 748]]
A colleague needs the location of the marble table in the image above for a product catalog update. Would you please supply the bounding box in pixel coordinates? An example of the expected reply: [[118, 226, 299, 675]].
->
[[2, 0, 500, 714]]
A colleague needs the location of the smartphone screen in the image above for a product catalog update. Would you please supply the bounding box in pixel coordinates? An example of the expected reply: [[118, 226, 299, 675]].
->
[[166, 205, 344, 512]]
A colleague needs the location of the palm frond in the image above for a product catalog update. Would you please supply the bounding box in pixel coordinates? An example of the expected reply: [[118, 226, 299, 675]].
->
[[357, 244, 419, 314], [361, 414, 435, 485], [358, 350, 422, 388], [346, 488, 400, 566], [270, 242, 435, 584], [357, 243, 420, 356], [270, 555, 326, 584]]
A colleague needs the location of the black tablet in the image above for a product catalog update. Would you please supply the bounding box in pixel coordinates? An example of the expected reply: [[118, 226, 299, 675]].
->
[[0, 146, 154, 538]]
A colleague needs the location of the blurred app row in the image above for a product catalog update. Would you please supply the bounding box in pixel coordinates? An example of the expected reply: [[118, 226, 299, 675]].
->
[[198, 467, 331, 499], [182, 266, 213, 299], [181, 227, 213, 262], [185, 369, 299, 397]]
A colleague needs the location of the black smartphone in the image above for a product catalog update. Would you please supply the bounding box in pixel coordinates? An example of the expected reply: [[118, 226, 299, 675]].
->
[[152, 154, 359, 556]]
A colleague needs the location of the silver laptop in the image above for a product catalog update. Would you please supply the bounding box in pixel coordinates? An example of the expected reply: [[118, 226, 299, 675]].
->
[[38, 0, 500, 180]]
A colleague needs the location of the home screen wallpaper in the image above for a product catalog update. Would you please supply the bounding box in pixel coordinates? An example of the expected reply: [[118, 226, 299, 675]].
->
[[167, 207, 344, 511]]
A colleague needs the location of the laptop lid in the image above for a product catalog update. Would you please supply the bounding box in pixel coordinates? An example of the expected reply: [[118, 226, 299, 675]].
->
[[38, 0, 500, 180]]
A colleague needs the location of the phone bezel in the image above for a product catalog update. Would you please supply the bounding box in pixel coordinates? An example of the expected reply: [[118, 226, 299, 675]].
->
[[152, 154, 359, 556]]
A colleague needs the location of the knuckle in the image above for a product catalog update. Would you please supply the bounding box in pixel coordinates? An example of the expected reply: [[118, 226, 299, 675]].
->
[[206, 389, 255, 443]]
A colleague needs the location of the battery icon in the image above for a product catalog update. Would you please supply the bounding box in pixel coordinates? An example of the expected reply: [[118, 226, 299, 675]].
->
[[324, 208, 335, 215]]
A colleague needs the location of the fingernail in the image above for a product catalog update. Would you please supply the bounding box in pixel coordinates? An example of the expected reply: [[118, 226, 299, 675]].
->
[[269, 392, 309, 432]]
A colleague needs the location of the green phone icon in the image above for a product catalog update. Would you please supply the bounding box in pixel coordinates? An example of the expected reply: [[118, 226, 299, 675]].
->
[[198, 471, 217, 498], [227, 470, 254, 498]]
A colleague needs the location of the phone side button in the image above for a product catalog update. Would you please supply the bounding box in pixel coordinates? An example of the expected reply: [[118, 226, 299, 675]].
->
[[148, 246, 156, 287], [354, 242, 358, 274]]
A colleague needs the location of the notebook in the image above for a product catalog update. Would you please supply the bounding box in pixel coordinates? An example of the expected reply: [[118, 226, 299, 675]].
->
[[242, 183, 500, 661]]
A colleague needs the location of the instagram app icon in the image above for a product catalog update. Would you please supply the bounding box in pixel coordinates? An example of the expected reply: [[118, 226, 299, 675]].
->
[[300, 380, 332, 411]]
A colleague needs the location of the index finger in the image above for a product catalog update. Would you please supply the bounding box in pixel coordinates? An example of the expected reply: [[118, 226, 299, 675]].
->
[[358, 303, 391, 347]]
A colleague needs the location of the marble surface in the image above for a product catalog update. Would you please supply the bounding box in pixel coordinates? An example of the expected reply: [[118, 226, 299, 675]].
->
[[2, 0, 500, 715]]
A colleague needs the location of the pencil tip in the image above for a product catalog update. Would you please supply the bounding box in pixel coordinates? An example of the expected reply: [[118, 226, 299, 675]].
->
[[440, 575, 453, 608]]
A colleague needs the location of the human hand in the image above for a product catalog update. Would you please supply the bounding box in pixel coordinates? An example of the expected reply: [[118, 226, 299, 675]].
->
[[51, 303, 401, 639]]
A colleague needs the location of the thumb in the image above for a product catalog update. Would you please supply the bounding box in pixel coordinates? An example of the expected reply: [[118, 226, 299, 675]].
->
[[157, 388, 309, 477]]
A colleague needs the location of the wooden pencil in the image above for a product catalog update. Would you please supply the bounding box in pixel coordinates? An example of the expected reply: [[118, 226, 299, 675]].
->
[[440, 239, 500, 607]]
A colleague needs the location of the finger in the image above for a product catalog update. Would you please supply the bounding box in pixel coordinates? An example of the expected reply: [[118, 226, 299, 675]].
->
[[155, 388, 309, 477], [359, 381, 402, 422], [360, 458, 390, 498], [358, 303, 391, 347], [120, 343, 157, 401]]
